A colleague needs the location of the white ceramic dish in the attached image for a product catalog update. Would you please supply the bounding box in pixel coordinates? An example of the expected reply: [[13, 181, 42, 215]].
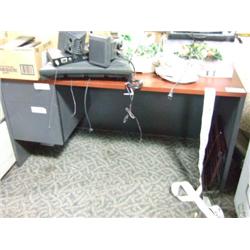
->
[[155, 65, 199, 84]]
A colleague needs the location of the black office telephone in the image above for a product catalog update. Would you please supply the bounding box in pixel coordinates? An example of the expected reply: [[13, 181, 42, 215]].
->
[[168, 31, 235, 42]]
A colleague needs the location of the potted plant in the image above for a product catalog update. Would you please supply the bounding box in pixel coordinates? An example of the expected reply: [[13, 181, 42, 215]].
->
[[174, 42, 223, 77], [119, 33, 162, 73]]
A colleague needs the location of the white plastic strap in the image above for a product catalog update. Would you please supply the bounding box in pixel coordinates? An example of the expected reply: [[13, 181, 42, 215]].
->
[[171, 88, 224, 218], [171, 181, 221, 218], [197, 87, 216, 195]]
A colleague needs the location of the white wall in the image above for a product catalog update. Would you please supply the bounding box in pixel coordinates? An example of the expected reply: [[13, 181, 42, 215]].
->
[[5, 31, 58, 47], [234, 37, 250, 93]]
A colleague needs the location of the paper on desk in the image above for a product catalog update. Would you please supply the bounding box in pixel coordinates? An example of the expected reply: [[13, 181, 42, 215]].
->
[[225, 87, 246, 93]]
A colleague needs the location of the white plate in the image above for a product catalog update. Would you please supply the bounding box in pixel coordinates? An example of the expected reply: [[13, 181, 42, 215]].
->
[[155, 66, 199, 84]]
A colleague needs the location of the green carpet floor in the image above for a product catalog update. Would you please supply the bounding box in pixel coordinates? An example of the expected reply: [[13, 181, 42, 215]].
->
[[0, 129, 236, 217]]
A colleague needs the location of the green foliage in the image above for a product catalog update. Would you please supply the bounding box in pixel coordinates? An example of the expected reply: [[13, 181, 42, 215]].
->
[[121, 34, 132, 42], [205, 47, 223, 61], [174, 42, 223, 61], [119, 33, 161, 59], [135, 43, 161, 58]]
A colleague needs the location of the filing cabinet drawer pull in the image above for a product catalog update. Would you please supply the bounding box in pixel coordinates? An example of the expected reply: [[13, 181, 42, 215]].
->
[[33, 83, 50, 90], [31, 106, 47, 114]]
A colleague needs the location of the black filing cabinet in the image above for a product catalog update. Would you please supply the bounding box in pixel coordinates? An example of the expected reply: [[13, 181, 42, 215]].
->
[[1, 80, 84, 145]]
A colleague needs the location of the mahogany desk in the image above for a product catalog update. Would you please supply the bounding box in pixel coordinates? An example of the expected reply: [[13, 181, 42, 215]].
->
[[0, 72, 246, 190], [50, 73, 245, 97]]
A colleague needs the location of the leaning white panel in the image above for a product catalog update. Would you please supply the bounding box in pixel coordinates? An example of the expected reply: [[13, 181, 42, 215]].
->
[[0, 101, 4, 122], [0, 121, 16, 179], [234, 141, 250, 217]]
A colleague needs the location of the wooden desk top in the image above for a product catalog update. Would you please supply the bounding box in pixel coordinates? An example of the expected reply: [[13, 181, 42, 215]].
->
[[7, 70, 247, 98]]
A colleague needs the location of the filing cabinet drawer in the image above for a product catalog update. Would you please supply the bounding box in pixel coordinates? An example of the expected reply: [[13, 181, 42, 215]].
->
[[2, 81, 64, 145], [5, 99, 64, 145], [2, 81, 53, 103], [1, 81, 85, 146]]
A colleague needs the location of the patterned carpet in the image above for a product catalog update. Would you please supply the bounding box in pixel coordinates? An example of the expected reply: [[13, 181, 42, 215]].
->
[[0, 129, 236, 217]]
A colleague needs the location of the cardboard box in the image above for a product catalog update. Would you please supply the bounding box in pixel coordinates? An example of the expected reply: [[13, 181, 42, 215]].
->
[[0, 39, 52, 81]]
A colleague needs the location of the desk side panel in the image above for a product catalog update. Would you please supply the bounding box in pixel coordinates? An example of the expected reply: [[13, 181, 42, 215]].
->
[[56, 86, 85, 142], [215, 96, 246, 190]]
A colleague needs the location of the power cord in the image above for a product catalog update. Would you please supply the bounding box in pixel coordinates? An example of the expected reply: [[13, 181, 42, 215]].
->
[[116, 51, 136, 80], [168, 61, 191, 100], [116, 49, 143, 142], [123, 82, 143, 142], [48, 69, 57, 128], [70, 80, 77, 117], [84, 79, 94, 133], [168, 81, 179, 100]]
